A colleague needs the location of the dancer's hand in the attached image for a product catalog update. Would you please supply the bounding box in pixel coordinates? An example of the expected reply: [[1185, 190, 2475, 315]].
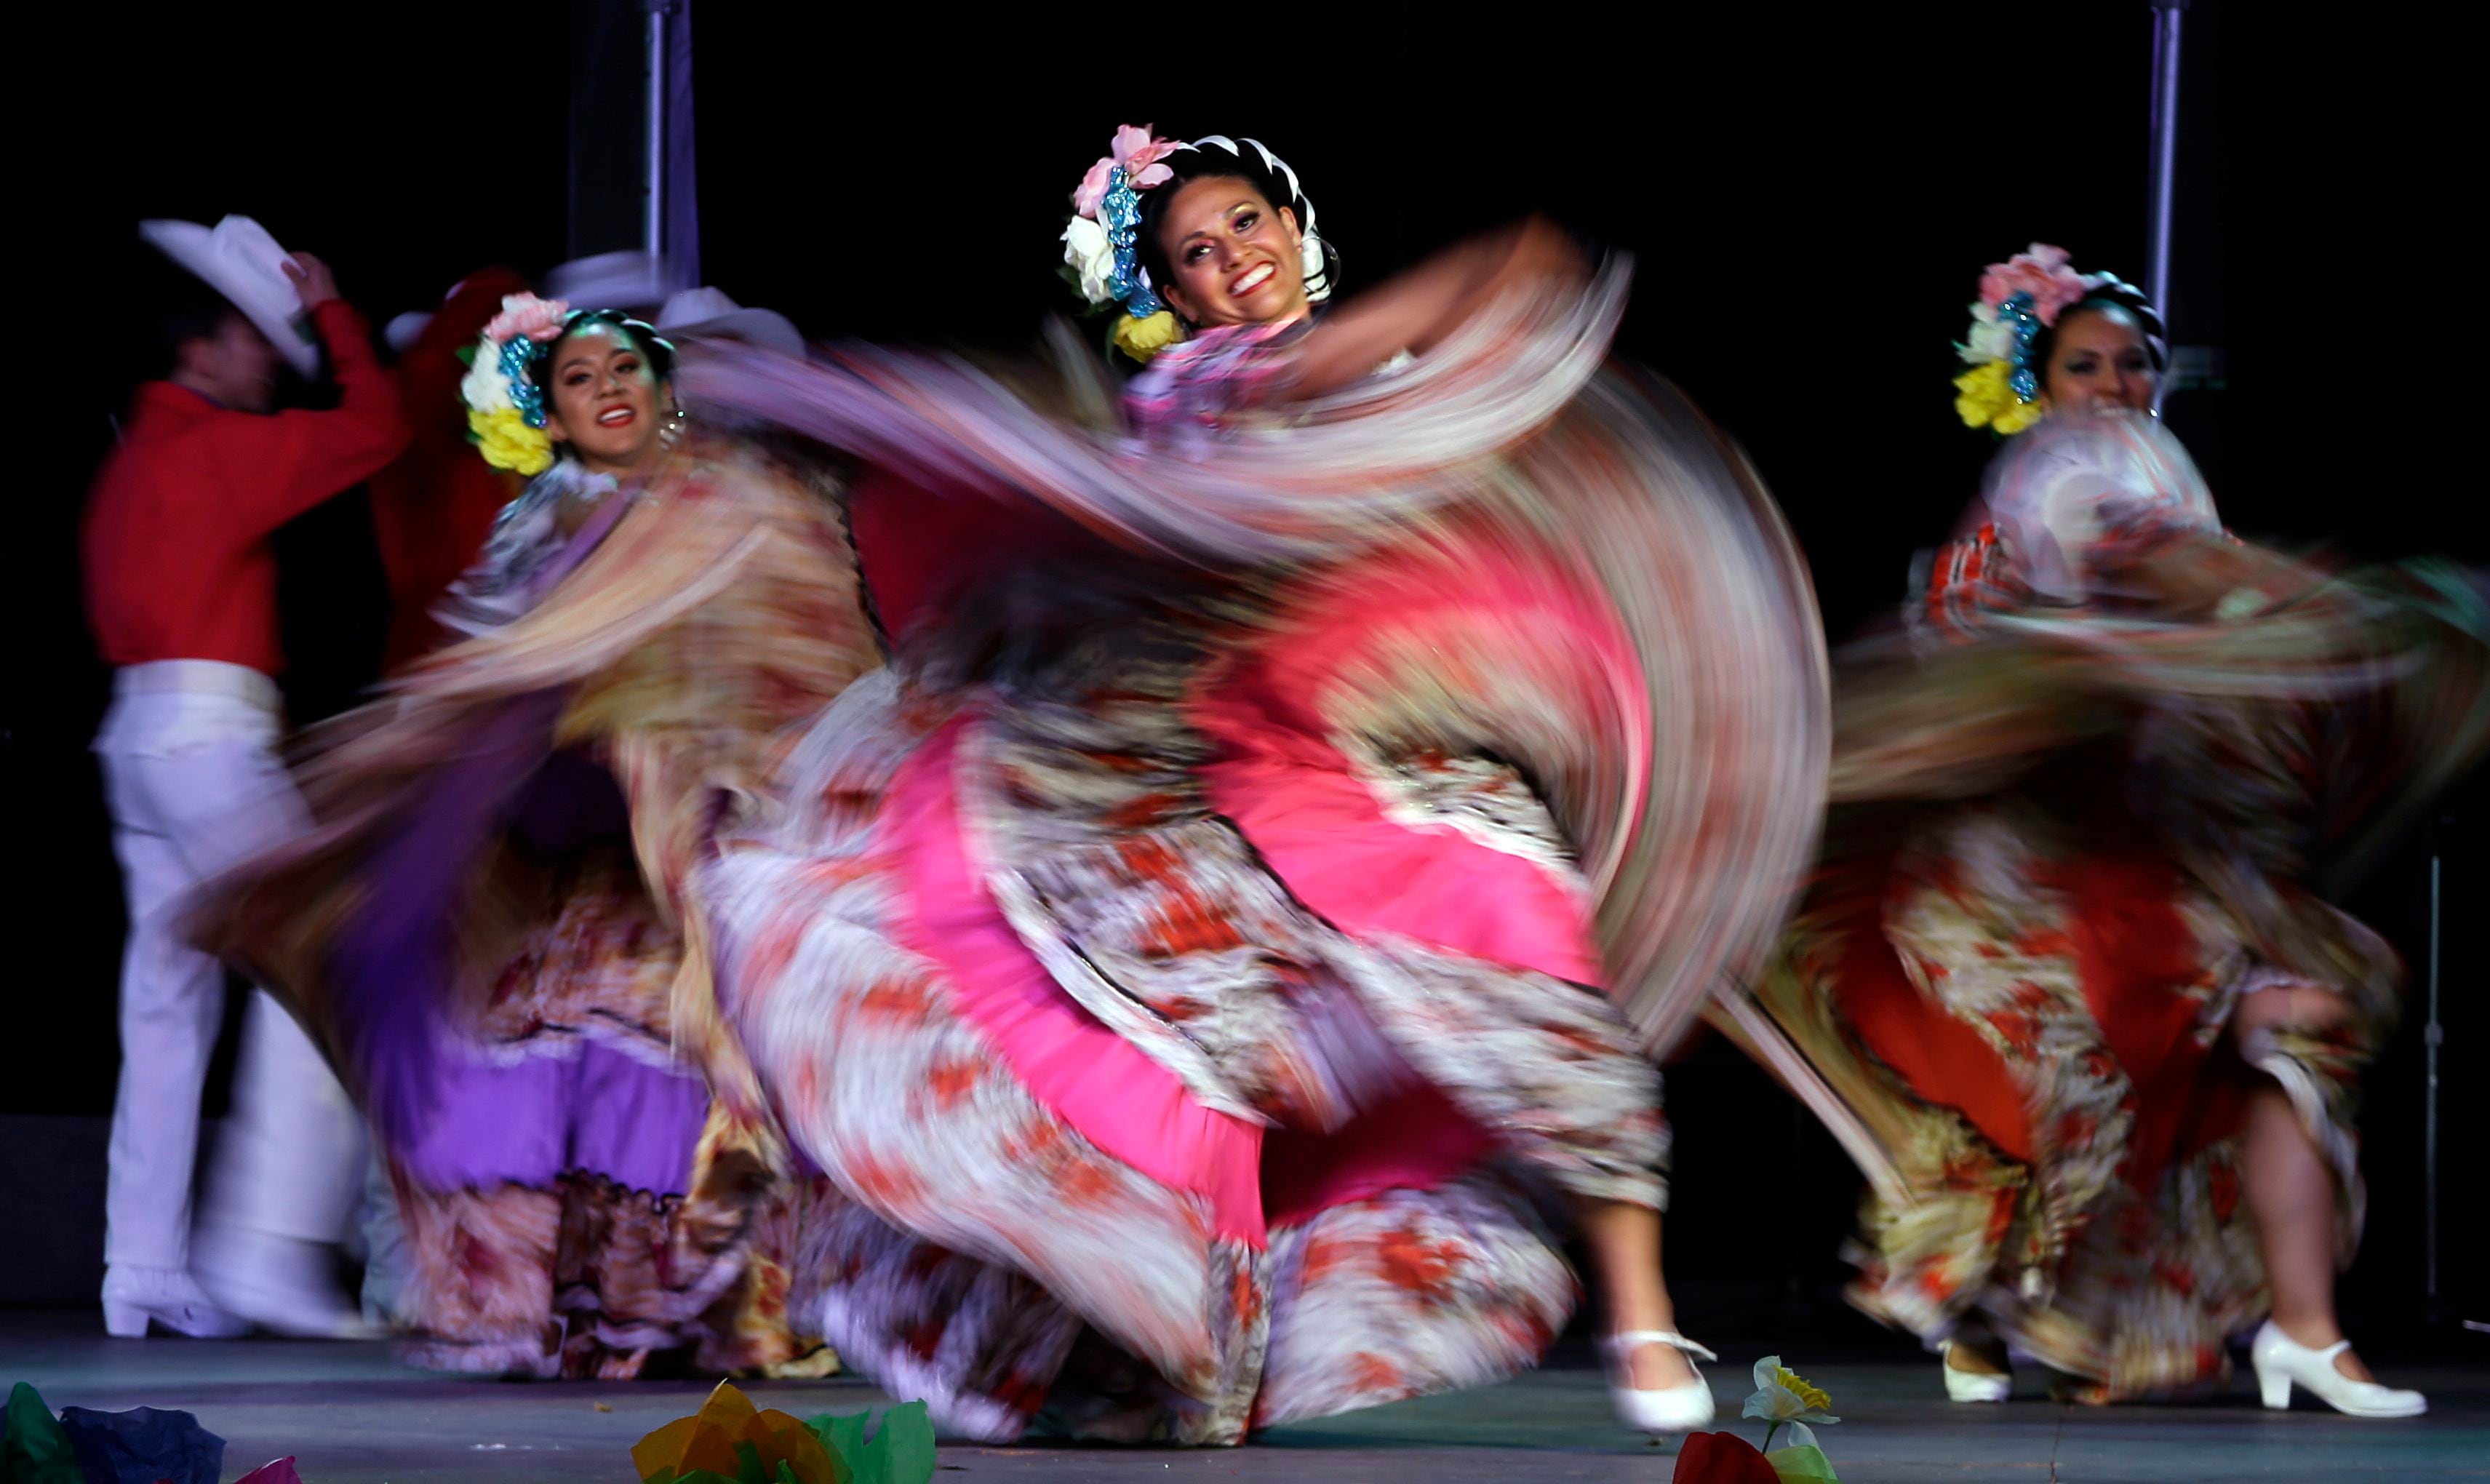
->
[[285, 252, 340, 311]]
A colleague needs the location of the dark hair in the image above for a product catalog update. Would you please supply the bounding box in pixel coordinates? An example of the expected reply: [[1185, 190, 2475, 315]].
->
[[526, 308, 677, 391], [1133, 138, 1339, 319], [2030, 277, 2168, 379], [145, 272, 250, 383]]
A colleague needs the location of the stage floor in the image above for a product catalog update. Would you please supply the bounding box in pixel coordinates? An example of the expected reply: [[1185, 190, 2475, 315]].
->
[[4, 1311, 2483, 1481]]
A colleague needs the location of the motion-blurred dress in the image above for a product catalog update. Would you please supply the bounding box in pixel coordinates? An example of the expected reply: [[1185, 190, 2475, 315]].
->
[[1722, 409, 2488, 1399], [197, 432, 877, 1376], [686, 267, 1830, 1440]]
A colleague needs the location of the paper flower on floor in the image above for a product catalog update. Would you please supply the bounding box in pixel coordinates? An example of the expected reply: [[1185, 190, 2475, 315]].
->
[[1763, 1442, 1839, 1480], [1669, 1425, 1844, 1483], [803, 1402, 935, 1484], [2, 1383, 81, 1484], [57, 1402, 226, 1484], [631, 1380, 843, 1484], [1670, 1431, 1777, 1484], [1742, 1355, 1839, 1452]]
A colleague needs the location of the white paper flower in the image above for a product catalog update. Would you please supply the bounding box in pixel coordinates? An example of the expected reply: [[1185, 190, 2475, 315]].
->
[[1741, 1355, 1840, 1451], [1062, 215, 1119, 306], [1960, 301, 2016, 364], [460, 341, 514, 415]]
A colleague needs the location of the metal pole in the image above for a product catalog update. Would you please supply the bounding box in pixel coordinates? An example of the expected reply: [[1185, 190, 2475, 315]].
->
[[2146, 1, 2185, 414], [644, 0, 672, 261], [664, 1, 698, 290]]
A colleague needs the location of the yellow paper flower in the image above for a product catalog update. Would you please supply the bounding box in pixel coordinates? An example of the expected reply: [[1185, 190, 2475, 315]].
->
[[1768, 1363, 1832, 1413], [1112, 309, 1184, 363], [1952, 361, 2045, 436], [631, 1379, 846, 1484], [468, 404, 556, 476]]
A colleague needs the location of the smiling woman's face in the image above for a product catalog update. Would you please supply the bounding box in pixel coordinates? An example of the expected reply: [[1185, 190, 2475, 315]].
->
[[1152, 175, 1308, 329], [543, 322, 665, 474], [2043, 303, 2158, 415]]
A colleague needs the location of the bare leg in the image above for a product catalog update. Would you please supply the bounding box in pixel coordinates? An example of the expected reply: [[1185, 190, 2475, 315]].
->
[[1579, 1200, 1696, 1388], [2241, 1084, 2376, 1382]]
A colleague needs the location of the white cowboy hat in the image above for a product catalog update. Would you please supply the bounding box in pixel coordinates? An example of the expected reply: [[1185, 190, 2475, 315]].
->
[[544, 250, 681, 314], [657, 287, 805, 357], [138, 215, 320, 378], [384, 311, 432, 355]]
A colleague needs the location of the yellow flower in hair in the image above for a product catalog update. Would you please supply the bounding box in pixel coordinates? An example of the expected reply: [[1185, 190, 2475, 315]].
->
[[468, 404, 555, 476], [1952, 360, 2045, 436], [1113, 309, 1184, 363]]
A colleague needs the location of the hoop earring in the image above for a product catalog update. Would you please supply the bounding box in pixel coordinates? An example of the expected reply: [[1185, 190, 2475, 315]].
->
[[658, 403, 688, 450]]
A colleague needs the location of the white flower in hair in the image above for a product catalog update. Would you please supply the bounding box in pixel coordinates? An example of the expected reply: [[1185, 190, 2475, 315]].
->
[[460, 351, 514, 415], [1960, 301, 2016, 364], [1062, 215, 1117, 306]]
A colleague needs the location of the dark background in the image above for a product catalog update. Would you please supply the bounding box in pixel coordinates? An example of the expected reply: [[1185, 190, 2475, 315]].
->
[[12, 2, 2482, 1333]]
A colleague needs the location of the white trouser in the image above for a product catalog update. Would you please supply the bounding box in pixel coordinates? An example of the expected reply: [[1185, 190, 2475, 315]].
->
[[95, 661, 368, 1274]]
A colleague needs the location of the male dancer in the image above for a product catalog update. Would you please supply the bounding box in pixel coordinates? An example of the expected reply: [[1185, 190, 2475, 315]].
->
[[86, 217, 407, 1337]]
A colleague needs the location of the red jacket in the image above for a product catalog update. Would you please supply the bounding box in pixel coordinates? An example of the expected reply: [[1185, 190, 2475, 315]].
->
[[84, 300, 409, 674], [369, 269, 527, 668]]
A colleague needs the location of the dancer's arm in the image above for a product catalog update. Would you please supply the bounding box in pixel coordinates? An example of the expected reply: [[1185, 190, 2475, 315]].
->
[[219, 254, 411, 532], [1288, 216, 1589, 399]]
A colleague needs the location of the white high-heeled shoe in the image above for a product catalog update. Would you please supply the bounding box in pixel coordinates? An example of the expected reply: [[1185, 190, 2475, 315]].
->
[[1602, 1331, 1718, 1435], [2248, 1320, 2425, 1418], [1939, 1339, 2012, 1403], [100, 1265, 250, 1339]]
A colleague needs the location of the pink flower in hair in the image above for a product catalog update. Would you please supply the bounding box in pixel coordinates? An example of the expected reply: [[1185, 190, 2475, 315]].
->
[[1977, 244, 2097, 325], [1115, 124, 1180, 186], [1072, 124, 1181, 218], [483, 292, 571, 344]]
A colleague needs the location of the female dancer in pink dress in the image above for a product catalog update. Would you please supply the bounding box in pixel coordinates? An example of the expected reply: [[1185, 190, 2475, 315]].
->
[[688, 127, 1829, 1443]]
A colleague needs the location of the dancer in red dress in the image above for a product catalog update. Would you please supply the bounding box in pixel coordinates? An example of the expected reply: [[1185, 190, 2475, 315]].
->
[[1727, 246, 2487, 1414]]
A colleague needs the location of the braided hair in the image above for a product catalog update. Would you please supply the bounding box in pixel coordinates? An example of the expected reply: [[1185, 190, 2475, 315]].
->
[[527, 308, 676, 391], [1133, 136, 1341, 319], [2032, 276, 2168, 377]]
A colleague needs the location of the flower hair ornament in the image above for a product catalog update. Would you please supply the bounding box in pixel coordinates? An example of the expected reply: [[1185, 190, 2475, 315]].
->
[[456, 293, 677, 475], [1061, 126, 1333, 364], [1952, 244, 2149, 436]]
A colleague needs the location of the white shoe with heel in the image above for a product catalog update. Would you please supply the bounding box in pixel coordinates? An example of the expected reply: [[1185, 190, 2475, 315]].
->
[[101, 1265, 249, 1339], [1602, 1331, 1718, 1435], [2248, 1320, 2425, 1418], [1939, 1339, 2013, 1403]]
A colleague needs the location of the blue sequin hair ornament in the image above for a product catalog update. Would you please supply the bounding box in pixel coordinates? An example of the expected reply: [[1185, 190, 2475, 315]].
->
[[1099, 172, 1164, 317], [1998, 292, 2044, 402]]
